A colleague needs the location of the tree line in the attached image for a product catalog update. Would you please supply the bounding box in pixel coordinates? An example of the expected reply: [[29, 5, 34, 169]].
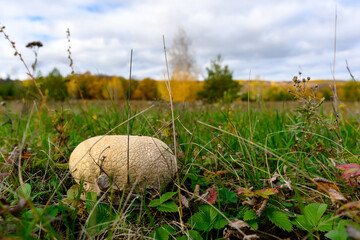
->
[[1, 68, 359, 102]]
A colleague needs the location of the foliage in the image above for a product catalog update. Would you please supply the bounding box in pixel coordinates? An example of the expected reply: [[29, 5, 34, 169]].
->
[[188, 205, 227, 232], [292, 203, 333, 232], [198, 54, 241, 103], [148, 192, 178, 212], [132, 78, 159, 100]]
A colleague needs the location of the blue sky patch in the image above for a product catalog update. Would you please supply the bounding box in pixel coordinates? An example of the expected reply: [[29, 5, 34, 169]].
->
[[28, 16, 44, 22]]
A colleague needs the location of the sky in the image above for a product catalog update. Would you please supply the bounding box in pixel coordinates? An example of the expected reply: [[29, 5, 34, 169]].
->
[[1, 0, 360, 81]]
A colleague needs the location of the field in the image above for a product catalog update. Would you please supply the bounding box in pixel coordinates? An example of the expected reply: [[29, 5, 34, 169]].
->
[[0, 99, 360, 239]]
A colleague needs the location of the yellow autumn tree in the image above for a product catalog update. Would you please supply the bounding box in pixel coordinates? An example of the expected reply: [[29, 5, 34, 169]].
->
[[102, 76, 124, 100], [132, 78, 159, 100]]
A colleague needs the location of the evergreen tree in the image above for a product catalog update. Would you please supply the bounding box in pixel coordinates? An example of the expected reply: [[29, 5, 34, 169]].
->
[[198, 54, 241, 103]]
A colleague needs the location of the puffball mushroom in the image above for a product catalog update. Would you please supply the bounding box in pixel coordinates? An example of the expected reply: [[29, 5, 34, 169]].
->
[[69, 135, 177, 193]]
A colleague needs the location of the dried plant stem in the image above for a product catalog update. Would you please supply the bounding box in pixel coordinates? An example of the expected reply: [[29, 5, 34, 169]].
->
[[18, 102, 36, 186], [330, 7, 344, 153], [127, 49, 133, 185], [163, 35, 183, 231], [0, 26, 56, 127]]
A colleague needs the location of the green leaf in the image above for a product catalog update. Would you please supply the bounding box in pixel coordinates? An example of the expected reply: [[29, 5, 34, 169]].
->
[[325, 220, 349, 240], [265, 210, 292, 231], [149, 199, 161, 207], [160, 192, 177, 204], [44, 206, 59, 218], [243, 209, 257, 221], [189, 212, 211, 231], [154, 227, 169, 240], [317, 215, 334, 232], [293, 215, 312, 231], [199, 205, 218, 224], [156, 201, 178, 212], [162, 225, 177, 235], [219, 188, 238, 204], [188, 230, 203, 240], [247, 220, 258, 230], [17, 183, 31, 199], [303, 203, 327, 227], [213, 217, 228, 230]]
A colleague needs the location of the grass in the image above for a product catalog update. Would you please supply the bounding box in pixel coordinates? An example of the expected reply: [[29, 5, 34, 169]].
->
[[0, 99, 360, 239]]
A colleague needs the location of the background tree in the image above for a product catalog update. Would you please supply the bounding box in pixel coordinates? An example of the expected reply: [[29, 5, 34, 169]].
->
[[169, 27, 197, 78], [26, 41, 43, 75], [132, 78, 159, 100], [42, 68, 68, 101], [167, 27, 200, 102], [198, 54, 241, 103]]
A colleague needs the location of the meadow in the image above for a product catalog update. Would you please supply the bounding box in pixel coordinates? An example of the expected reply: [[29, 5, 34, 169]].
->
[[0, 98, 360, 239]]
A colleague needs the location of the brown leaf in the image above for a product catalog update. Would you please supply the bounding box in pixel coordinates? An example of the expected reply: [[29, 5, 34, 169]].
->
[[193, 184, 200, 200], [270, 172, 280, 185], [243, 234, 260, 240], [314, 177, 340, 192], [313, 178, 346, 203], [0, 198, 27, 217], [180, 194, 189, 208], [229, 219, 254, 230], [337, 201, 360, 218], [255, 198, 269, 217], [328, 187, 347, 204]]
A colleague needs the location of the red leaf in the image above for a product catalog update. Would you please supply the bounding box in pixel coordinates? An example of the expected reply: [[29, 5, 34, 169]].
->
[[336, 163, 360, 179], [206, 185, 218, 204]]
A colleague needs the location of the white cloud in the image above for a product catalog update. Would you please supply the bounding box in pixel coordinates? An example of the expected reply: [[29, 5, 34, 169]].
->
[[1, 0, 360, 81]]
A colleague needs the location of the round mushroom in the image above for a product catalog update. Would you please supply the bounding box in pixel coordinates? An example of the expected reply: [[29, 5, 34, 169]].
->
[[69, 135, 177, 193]]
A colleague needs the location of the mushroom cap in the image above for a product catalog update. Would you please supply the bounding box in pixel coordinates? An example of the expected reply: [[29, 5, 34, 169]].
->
[[69, 135, 177, 192]]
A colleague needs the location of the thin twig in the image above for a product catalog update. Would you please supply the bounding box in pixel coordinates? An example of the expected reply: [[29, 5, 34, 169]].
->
[[127, 49, 133, 185], [163, 35, 183, 232]]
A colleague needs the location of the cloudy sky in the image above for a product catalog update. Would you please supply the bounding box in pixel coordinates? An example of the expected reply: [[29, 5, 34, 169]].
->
[[1, 0, 359, 81]]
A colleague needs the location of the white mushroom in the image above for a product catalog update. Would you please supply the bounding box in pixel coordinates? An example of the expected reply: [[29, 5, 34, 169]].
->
[[69, 135, 177, 193]]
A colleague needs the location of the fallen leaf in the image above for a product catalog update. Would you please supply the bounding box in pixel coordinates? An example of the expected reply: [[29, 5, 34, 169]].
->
[[206, 185, 218, 204], [314, 177, 340, 192], [253, 188, 278, 199], [244, 234, 260, 240], [336, 163, 360, 180], [180, 194, 189, 208], [237, 188, 253, 197], [337, 201, 360, 218], [229, 219, 254, 230], [200, 185, 218, 204], [328, 187, 347, 204], [270, 172, 280, 186], [215, 170, 228, 175]]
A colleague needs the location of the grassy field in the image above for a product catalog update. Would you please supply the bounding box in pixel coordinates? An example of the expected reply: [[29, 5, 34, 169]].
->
[[0, 99, 360, 239]]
